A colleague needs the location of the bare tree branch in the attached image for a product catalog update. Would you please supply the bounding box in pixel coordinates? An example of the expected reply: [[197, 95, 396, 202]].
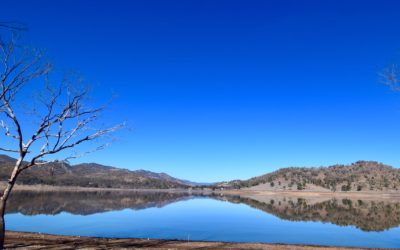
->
[[0, 120, 19, 139], [0, 32, 123, 247], [0, 147, 19, 153]]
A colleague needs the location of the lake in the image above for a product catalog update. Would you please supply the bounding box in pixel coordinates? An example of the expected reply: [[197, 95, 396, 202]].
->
[[4, 191, 400, 249]]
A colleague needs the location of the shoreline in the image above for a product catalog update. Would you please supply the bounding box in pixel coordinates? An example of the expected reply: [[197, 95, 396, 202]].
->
[[221, 189, 400, 200], [3, 184, 400, 199], [4, 231, 377, 250]]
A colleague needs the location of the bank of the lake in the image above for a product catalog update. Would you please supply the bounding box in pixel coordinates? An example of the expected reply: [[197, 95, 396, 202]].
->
[[4, 183, 400, 199], [4, 231, 375, 250]]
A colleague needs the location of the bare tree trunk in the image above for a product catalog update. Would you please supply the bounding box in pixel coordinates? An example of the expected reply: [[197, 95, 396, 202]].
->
[[0, 158, 23, 250], [0, 199, 6, 250], [0, 32, 121, 250]]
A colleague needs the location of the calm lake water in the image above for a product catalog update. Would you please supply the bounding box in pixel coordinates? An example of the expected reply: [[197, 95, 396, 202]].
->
[[4, 191, 400, 249]]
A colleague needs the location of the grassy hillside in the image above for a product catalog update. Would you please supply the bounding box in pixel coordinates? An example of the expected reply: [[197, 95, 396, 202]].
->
[[218, 161, 400, 192], [0, 155, 190, 189]]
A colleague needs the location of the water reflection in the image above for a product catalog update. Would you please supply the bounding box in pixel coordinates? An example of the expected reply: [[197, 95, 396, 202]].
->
[[6, 191, 196, 215], [218, 195, 400, 232], [6, 191, 400, 232]]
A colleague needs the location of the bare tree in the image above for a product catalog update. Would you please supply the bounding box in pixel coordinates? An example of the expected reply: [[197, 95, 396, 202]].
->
[[0, 34, 121, 248]]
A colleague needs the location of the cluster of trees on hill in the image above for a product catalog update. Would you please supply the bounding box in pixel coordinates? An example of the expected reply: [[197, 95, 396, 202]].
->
[[0, 156, 189, 189], [219, 161, 400, 192]]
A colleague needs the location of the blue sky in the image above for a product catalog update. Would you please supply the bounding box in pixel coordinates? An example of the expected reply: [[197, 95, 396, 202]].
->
[[2, 0, 400, 182]]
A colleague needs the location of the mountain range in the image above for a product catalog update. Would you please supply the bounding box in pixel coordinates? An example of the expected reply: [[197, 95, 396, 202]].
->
[[0, 155, 194, 189], [1, 155, 399, 192]]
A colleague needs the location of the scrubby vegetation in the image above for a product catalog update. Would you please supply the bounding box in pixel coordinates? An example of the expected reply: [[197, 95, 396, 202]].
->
[[0, 155, 190, 189], [218, 161, 400, 192]]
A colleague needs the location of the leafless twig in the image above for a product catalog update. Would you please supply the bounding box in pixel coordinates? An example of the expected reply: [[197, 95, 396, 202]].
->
[[0, 32, 123, 247]]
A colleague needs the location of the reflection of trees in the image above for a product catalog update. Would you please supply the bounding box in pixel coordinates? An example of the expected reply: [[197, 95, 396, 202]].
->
[[6, 191, 400, 232], [6, 191, 195, 216], [216, 195, 400, 232]]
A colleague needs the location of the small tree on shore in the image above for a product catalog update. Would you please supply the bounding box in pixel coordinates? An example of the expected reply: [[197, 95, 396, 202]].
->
[[0, 33, 121, 248]]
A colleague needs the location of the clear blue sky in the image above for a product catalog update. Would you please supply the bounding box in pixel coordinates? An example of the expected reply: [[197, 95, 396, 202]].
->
[[3, 0, 400, 182]]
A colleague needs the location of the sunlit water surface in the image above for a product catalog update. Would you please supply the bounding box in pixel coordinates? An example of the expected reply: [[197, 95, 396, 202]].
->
[[5, 192, 400, 249]]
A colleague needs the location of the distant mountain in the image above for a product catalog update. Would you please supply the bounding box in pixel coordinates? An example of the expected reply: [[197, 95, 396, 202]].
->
[[0, 154, 17, 165], [133, 169, 192, 186], [0, 155, 192, 189], [217, 161, 400, 192]]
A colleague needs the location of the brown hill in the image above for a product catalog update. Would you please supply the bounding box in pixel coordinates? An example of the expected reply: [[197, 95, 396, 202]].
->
[[218, 161, 400, 192], [0, 155, 190, 189]]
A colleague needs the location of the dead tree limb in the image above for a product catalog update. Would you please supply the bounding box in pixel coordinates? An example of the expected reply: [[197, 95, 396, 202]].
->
[[0, 34, 122, 248]]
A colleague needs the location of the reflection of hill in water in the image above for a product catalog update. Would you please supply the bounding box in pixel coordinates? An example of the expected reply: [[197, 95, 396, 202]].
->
[[6, 191, 195, 215], [6, 191, 400, 232], [218, 195, 400, 232]]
